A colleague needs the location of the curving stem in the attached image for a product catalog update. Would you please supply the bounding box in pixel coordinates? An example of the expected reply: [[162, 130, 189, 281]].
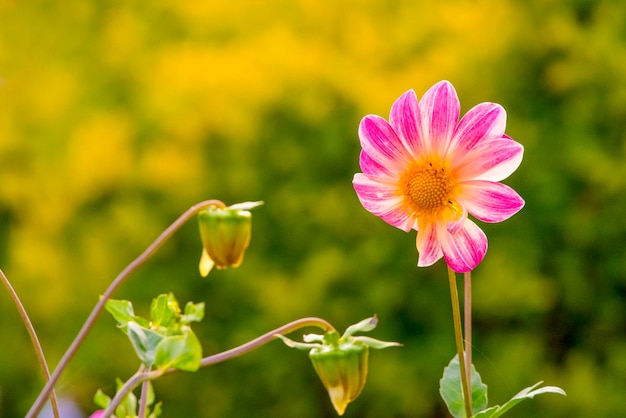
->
[[0, 268, 60, 418], [100, 317, 335, 417], [26, 199, 226, 418]]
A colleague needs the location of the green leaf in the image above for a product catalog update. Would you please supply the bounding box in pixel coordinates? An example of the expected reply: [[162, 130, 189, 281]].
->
[[439, 354, 488, 418], [473, 381, 566, 418], [150, 293, 178, 329], [149, 401, 163, 418], [127, 321, 165, 366], [154, 328, 202, 371], [181, 301, 205, 324], [105, 299, 149, 330], [93, 389, 111, 409]]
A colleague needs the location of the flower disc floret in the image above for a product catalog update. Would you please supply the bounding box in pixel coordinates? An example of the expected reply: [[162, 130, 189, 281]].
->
[[353, 81, 525, 272]]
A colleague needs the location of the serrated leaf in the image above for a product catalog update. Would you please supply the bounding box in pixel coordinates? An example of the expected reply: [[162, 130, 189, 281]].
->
[[439, 354, 488, 418], [150, 293, 178, 329], [127, 322, 165, 366], [154, 328, 202, 372], [181, 301, 205, 324], [473, 381, 566, 418], [93, 389, 111, 409]]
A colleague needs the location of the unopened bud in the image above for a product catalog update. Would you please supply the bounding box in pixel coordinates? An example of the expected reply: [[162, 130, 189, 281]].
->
[[310, 334, 369, 415], [197, 201, 262, 277]]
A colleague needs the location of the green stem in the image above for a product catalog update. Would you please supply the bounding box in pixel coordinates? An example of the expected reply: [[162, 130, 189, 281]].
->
[[447, 266, 472, 418], [100, 317, 335, 417], [0, 268, 60, 418], [26, 199, 226, 418], [464, 271, 472, 401]]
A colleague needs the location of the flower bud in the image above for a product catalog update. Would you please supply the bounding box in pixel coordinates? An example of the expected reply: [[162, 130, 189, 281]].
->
[[276, 316, 401, 416], [197, 201, 262, 277], [309, 334, 369, 415]]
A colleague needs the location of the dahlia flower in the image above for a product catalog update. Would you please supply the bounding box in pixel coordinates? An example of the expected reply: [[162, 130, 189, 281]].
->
[[353, 81, 524, 272]]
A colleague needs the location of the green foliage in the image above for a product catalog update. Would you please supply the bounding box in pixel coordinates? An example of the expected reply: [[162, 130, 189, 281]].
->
[[439, 355, 565, 418], [94, 380, 162, 418], [105, 293, 204, 371], [439, 355, 488, 418]]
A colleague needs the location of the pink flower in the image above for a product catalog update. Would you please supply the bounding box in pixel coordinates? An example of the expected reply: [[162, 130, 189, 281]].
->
[[353, 81, 524, 272]]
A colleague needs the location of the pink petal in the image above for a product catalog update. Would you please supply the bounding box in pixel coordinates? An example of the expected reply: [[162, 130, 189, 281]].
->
[[457, 181, 525, 223], [448, 102, 506, 156], [389, 89, 426, 158], [359, 115, 410, 170], [419, 81, 460, 155], [359, 150, 394, 176], [453, 136, 524, 182], [416, 221, 443, 266], [353, 174, 415, 231], [438, 220, 487, 273]]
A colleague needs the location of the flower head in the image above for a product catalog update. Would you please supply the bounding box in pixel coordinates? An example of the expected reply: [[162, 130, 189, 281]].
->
[[353, 81, 524, 272], [197, 201, 263, 276], [277, 316, 401, 415]]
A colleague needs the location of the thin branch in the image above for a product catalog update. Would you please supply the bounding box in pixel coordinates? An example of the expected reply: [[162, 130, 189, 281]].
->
[[0, 268, 60, 418]]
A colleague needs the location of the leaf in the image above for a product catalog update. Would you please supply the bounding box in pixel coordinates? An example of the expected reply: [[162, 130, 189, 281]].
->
[[154, 328, 202, 372], [150, 293, 178, 329], [105, 299, 149, 330], [127, 321, 165, 367], [439, 354, 488, 418], [181, 301, 205, 324], [93, 389, 111, 409], [473, 381, 566, 418]]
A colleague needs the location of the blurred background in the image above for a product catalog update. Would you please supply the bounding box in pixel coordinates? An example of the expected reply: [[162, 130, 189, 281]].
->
[[1, 0, 625, 416]]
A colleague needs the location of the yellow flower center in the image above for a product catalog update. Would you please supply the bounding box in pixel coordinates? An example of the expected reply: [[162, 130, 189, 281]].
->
[[399, 160, 461, 223]]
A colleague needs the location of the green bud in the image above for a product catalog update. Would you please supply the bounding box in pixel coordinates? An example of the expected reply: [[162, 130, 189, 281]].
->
[[276, 316, 401, 416], [310, 337, 369, 415], [197, 201, 262, 277]]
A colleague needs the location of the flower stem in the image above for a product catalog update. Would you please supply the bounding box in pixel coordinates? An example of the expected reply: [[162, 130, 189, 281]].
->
[[464, 271, 473, 400], [137, 377, 150, 418], [100, 317, 335, 417], [26, 199, 226, 418], [0, 268, 60, 418], [447, 266, 472, 418]]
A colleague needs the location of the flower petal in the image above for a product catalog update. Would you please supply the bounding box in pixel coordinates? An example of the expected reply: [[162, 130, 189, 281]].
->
[[457, 181, 525, 223], [453, 136, 524, 182], [359, 150, 394, 176], [419, 81, 460, 155], [449, 102, 506, 156], [353, 174, 415, 231], [389, 89, 426, 158], [358, 115, 410, 170], [438, 220, 487, 273], [415, 221, 443, 266]]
